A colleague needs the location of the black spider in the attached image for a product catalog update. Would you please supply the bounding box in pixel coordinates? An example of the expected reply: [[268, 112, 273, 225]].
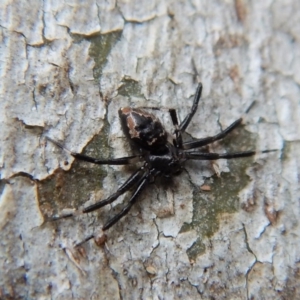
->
[[47, 83, 274, 244]]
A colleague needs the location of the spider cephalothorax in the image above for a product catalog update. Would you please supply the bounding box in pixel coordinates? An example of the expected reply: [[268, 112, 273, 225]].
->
[[47, 83, 274, 244]]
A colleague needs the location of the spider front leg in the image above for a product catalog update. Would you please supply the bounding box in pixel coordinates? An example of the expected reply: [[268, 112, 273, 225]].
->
[[170, 83, 203, 148], [46, 137, 140, 165], [179, 83, 203, 132], [46, 136, 144, 222]]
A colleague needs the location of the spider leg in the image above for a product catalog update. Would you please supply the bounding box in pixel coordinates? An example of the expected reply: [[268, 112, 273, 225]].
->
[[75, 234, 95, 247], [184, 149, 276, 160], [182, 118, 242, 150], [102, 169, 160, 231], [102, 177, 147, 230], [179, 83, 202, 132], [82, 167, 144, 213], [169, 108, 184, 148], [72, 170, 155, 246], [49, 167, 145, 221], [46, 137, 140, 165]]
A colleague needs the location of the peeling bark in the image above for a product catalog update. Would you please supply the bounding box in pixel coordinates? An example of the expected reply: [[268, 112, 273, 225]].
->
[[0, 0, 299, 299]]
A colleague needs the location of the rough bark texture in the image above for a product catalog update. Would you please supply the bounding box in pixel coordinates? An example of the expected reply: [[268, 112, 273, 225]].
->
[[0, 0, 299, 299]]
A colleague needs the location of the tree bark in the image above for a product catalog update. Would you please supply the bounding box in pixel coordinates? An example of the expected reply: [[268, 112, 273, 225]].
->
[[0, 0, 299, 299]]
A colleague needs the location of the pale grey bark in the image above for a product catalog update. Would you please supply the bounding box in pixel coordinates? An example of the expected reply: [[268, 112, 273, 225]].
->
[[0, 0, 299, 299]]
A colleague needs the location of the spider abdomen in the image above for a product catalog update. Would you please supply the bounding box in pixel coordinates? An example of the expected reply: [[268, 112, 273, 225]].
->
[[119, 107, 168, 154]]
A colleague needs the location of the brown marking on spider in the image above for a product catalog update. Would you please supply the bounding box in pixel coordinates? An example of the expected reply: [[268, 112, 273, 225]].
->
[[200, 184, 211, 192]]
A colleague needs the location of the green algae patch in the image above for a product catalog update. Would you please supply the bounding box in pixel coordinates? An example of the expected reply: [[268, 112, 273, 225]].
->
[[38, 119, 111, 218], [118, 78, 144, 99], [88, 31, 122, 80], [185, 125, 258, 260]]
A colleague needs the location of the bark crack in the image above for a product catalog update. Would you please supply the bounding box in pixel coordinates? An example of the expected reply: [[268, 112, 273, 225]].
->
[[243, 223, 258, 300]]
